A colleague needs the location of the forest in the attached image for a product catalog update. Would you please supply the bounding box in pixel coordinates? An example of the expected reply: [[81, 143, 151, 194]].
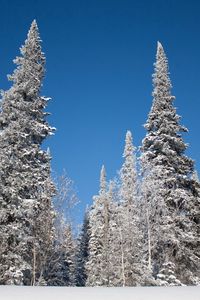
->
[[0, 20, 199, 287]]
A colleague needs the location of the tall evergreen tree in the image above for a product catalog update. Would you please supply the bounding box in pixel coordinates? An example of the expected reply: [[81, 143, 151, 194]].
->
[[140, 42, 200, 284], [101, 179, 128, 287], [86, 165, 112, 286], [106, 179, 128, 286], [75, 210, 90, 286], [119, 131, 147, 286], [120, 131, 137, 207], [61, 224, 76, 286], [0, 20, 55, 285], [44, 223, 76, 286]]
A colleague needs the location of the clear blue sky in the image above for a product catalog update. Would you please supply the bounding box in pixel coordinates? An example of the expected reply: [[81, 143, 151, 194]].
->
[[0, 0, 199, 223]]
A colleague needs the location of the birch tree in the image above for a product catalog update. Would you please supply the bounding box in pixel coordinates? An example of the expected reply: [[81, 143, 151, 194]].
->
[[44, 172, 78, 286]]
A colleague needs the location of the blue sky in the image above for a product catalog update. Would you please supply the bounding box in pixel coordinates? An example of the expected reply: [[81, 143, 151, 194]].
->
[[0, 0, 199, 223]]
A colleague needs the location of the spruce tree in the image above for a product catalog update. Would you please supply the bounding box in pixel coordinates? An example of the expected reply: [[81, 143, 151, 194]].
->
[[156, 261, 182, 286], [44, 224, 76, 286], [61, 224, 76, 286], [140, 42, 200, 284], [75, 210, 90, 286], [0, 20, 55, 285], [100, 179, 127, 287], [120, 131, 137, 207], [86, 166, 112, 286], [119, 131, 147, 286], [106, 179, 127, 286]]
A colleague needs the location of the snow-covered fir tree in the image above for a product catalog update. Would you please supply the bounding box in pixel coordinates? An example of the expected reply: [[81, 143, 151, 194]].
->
[[42, 242, 67, 286], [43, 223, 76, 286], [156, 261, 182, 286], [75, 210, 90, 286], [0, 20, 55, 285], [140, 41, 200, 285], [120, 131, 137, 207], [62, 224, 76, 286], [100, 178, 120, 287], [105, 179, 128, 286], [140, 162, 173, 285], [86, 166, 113, 286], [118, 131, 148, 286]]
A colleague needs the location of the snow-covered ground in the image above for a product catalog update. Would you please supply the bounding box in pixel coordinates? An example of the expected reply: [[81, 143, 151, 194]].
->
[[0, 286, 199, 300]]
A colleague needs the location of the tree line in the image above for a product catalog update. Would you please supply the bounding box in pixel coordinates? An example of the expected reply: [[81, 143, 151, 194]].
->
[[0, 21, 199, 286]]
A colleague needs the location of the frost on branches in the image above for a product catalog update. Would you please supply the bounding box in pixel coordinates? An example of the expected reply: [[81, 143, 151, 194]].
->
[[75, 211, 90, 286], [140, 42, 200, 285], [44, 172, 78, 286], [118, 131, 148, 286], [86, 166, 109, 286], [0, 20, 55, 285], [0, 26, 199, 288], [86, 166, 117, 286]]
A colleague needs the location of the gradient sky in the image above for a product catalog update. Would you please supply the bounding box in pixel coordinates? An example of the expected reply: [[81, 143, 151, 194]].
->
[[0, 0, 199, 223]]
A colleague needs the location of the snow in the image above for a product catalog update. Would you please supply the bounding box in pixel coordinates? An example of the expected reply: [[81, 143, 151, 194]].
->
[[0, 286, 199, 300]]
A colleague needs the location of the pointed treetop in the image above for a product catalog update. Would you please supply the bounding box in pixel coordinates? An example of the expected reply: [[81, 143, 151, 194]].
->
[[27, 19, 39, 39], [144, 41, 173, 132], [100, 165, 106, 194], [157, 41, 163, 50], [126, 130, 132, 140], [121, 130, 137, 202], [155, 40, 168, 65], [26, 19, 41, 45], [142, 41, 192, 174], [156, 41, 166, 60], [9, 19, 45, 90], [123, 130, 135, 158], [29, 19, 38, 31], [32, 19, 38, 26]]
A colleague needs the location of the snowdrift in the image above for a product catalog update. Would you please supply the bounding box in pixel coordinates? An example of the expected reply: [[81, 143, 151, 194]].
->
[[0, 286, 199, 300]]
